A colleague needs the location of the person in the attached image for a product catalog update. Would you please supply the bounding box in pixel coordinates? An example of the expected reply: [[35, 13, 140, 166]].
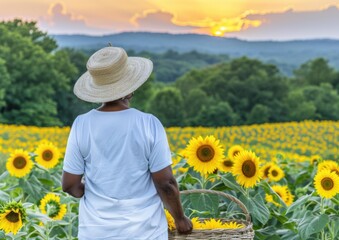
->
[[61, 46, 192, 240]]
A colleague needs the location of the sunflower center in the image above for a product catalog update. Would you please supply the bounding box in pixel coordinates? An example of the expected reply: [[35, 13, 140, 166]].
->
[[242, 160, 256, 178], [5, 211, 20, 223], [321, 177, 334, 190], [13, 157, 27, 169], [197, 145, 215, 162], [271, 170, 278, 177], [42, 150, 53, 161], [264, 167, 271, 178], [223, 160, 233, 167]]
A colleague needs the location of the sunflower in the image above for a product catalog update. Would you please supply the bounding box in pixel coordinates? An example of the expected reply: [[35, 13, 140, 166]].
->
[[191, 217, 203, 229], [314, 169, 339, 199], [261, 162, 274, 179], [185, 135, 224, 175], [318, 160, 338, 173], [265, 185, 288, 207], [40, 193, 67, 220], [268, 164, 285, 182], [34, 142, 61, 169], [219, 158, 234, 173], [6, 149, 34, 178], [232, 150, 261, 188], [164, 209, 176, 231], [201, 218, 224, 229], [310, 155, 321, 165], [228, 145, 244, 161], [0, 201, 27, 235], [285, 188, 294, 206], [318, 160, 339, 176], [222, 221, 245, 229]]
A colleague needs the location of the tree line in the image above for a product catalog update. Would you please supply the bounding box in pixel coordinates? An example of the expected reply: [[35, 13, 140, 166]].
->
[[1, 20, 339, 127]]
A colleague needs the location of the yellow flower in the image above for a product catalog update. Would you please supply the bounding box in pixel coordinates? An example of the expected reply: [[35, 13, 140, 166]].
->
[[318, 160, 339, 176], [6, 149, 34, 178], [228, 145, 244, 161], [185, 135, 224, 175], [232, 150, 261, 188], [201, 218, 224, 229], [191, 217, 203, 229], [285, 188, 294, 206], [219, 158, 234, 173], [268, 164, 285, 182], [310, 155, 321, 165], [265, 185, 288, 207], [314, 169, 339, 199], [222, 221, 245, 229], [318, 160, 338, 173], [0, 201, 27, 235], [40, 193, 67, 220], [164, 209, 176, 231], [34, 142, 61, 169], [261, 162, 274, 179]]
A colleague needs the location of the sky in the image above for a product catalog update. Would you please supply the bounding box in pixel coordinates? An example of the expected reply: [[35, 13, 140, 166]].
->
[[1, 0, 339, 40]]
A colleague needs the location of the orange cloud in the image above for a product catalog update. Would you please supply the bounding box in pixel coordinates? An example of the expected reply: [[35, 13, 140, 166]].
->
[[228, 5, 339, 40], [131, 10, 196, 33], [39, 3, 113, 35]]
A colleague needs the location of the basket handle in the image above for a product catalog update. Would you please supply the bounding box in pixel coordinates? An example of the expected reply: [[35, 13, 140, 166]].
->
[[180, 189, 251, 222]]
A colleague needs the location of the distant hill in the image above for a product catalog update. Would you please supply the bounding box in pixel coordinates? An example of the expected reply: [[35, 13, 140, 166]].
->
[[51, 32, 339, 75]]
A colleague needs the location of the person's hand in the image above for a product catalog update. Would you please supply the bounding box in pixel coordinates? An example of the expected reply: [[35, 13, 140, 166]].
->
[[175, 216, 193, 234]]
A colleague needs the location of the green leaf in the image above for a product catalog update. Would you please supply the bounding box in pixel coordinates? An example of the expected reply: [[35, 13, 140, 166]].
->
[[220, 173, 246, 196], [298, 211, 329, 239], [0, 171, 9, 181], [189, 193, 219, 217], [308, 215, 330, 235], [286, 194, 311, 215], [0, 190, 9, 202], [240, 193, 270, 225], [38, 178, 55, 187]]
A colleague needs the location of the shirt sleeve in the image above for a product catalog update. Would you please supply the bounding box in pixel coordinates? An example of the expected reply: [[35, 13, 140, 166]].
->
[[148, 115, 173, 173], [63, 117, 85, 175]]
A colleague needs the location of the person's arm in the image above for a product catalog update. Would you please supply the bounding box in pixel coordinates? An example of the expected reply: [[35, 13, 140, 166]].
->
[[151, 166, 192, 234], [62, 171, 84, 198]]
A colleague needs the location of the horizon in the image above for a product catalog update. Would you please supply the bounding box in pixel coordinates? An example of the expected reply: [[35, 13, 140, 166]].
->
[[49, 31, 339, 43], [1, 0, 339, 41]]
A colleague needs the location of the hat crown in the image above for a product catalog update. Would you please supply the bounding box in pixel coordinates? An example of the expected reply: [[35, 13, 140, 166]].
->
[[86, 47, 128, 86]]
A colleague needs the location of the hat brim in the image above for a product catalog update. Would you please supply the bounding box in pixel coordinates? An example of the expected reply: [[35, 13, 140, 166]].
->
[[73, 57, 153, 103]]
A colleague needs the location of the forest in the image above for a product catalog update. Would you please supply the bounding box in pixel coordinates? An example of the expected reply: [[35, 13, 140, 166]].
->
[[1, 19, 339, 127]]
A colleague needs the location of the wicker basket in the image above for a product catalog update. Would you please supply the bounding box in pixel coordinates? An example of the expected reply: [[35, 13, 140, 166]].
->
[[168, 189, 254, 240]]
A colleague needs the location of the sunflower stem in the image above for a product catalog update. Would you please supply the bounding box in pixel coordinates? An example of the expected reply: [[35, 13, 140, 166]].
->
[[320, 197, 325, 214], [245, 187, 250, 199], [201, 174, 207, 189], [67, 202, 73, 239]]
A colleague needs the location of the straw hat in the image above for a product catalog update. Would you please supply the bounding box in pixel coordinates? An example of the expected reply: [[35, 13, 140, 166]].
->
[[74, 46, 153, 103]]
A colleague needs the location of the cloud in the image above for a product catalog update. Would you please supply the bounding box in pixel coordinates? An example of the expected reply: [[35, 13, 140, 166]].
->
[[39, 3, 113, 35], [131, 10, 197, 33], [228, 6, 339, 40]]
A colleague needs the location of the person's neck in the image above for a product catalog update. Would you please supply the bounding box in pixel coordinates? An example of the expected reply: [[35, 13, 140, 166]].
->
[[97, 100, 130, 112]]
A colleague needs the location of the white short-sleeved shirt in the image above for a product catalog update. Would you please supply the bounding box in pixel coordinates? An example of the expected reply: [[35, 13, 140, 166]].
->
[[63, 108, 172, 240]]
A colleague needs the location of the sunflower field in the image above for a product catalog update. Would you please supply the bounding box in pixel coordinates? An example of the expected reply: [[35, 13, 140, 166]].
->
[[0, 120, 338, 239]]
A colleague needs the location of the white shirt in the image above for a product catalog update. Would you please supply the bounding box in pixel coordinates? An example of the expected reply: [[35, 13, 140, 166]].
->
[[63, 108, 172, 240]]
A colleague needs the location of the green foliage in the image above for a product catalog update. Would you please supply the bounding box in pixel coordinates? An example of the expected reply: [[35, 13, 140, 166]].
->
[[148, 87, 184, 126], [0, 20, 77, 126], [1, 20, 339, 127], [0, 59, 10, 114], [130, 74, 156, 112]]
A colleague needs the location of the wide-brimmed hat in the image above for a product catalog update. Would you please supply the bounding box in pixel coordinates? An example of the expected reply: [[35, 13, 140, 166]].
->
[[74, 46, 153, 103]]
